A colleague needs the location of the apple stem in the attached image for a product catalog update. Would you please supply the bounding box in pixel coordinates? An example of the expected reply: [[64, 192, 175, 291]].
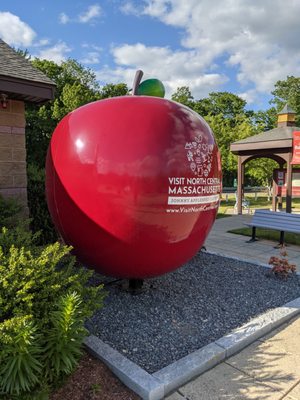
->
[[132, 70, 144, 95]]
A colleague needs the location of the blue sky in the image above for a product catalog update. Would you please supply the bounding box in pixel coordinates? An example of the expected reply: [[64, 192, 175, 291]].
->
[[1, 1, 300, 111]]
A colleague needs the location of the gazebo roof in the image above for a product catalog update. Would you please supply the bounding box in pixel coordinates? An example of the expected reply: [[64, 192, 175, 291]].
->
[[230, 126, 299, 153], [0, 39, 55, 104], [278, 104, 296, 115]]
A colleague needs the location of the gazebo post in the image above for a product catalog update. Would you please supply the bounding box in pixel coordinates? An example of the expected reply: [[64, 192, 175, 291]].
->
[[278, 163, 284, 211], [286, 153, 293, 213], [273, 162, 285, 212], [237, 155, 243, 214], [272, 171, 277, 212]]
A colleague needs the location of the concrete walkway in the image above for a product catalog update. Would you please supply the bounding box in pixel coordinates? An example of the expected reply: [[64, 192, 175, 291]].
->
[[166, 214, 300, 400], [205, 214, 300, 272]]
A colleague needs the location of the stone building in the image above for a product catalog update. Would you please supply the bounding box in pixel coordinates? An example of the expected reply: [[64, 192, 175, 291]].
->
[[0, 39, 55, 206]]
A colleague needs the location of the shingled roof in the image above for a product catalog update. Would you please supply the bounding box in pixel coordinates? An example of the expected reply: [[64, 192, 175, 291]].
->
[[0, 39, 55, 103], [230, 126, 299, 153]]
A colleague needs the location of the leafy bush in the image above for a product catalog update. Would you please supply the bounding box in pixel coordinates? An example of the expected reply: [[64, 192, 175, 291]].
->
[[0, 226, 40, 256], [0, 317, 43, 396], [0, 228, 106, 398], [27, 163, 58, 244], [0, 195, 23, 229], [44, 292, 87, 382]]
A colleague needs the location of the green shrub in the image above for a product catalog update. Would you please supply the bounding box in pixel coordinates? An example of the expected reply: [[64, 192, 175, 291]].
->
[[0, 316, 43, 396], [43, 292, 87, 382], [0, 226, 40, 256], [0, 228, 106, 398], [27, 163, 58, 244], [0, 195, 23, 229]]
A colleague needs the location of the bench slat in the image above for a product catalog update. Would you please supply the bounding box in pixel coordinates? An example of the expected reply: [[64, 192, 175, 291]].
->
[[244, 209, 300, 236]]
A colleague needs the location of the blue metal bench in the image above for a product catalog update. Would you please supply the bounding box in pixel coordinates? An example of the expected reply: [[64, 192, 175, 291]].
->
[[245, 209, 300, 244]]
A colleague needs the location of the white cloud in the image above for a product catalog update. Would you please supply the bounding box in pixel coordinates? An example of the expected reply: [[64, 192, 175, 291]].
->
[[97, 43, 227, 98], [0, 11, 36, 46], [35, 41, 71, 63], [119, 0, 300, 101], [79, 4, 102, 23], [59, 12, 70, 24], [58, 4, 102, 25], [81, 51, 100, 64], [37, 38, 50, 46], [81, 43, 102, 51], [120, 2, 141, 16], [31, 38, 50, 47], [238, 89, 258, 105]]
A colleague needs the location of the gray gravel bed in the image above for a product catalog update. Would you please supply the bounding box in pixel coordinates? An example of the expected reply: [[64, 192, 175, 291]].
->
[[86, 252, 300, 373]]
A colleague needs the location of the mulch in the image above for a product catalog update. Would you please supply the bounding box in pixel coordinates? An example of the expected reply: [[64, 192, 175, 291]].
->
[[50, 350, 141, 400]]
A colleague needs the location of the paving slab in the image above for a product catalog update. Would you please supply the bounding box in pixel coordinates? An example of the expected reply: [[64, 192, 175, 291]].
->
[[225, 321, 300, 393], [260, 316, 300, 352], [153, 342, 225, 394], [173, 362, 284, 400], [284, 382, 300, 399]]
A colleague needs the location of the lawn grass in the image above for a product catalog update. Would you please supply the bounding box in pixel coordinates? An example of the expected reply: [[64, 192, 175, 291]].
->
[[218, 194, 300, 215], [228, 226, 300, 245]]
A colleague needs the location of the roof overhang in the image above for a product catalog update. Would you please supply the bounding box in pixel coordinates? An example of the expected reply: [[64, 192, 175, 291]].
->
[[0, 74, 55, 104], [230, 139, 292, 154]]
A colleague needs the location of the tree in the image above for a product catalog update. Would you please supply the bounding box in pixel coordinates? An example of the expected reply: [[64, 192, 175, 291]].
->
[[100, 83, 128, 98], [251, 107, 277, 132], [271, 76, 300, 124], [195, 92, 248, 120], [171, 86, 195, 108], [246, 158, 277, 187]]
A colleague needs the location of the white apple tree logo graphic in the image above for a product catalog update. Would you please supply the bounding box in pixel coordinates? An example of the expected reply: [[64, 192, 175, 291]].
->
[[185, 134, 213, 177]]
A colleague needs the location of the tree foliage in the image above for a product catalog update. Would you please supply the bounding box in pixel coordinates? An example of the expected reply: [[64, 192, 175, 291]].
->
[[171, 86, 194, 108], [196, 91, 248, 120], [250, 107, 277, 132], [246, 158, 277, 186], [271, 75, 300, 125]]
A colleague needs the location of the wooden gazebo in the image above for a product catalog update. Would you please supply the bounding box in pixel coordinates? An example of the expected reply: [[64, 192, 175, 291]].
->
[[230, 105, 299, 214]]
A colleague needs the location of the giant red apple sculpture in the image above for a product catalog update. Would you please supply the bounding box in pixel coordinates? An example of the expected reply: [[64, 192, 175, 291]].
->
[[46, 72, 222, 279]]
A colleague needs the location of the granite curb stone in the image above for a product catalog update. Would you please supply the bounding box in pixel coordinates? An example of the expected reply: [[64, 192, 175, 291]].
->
[[152, 342, 226, 395], [84, 335, 164, 400], [215, 302, 300, 357]]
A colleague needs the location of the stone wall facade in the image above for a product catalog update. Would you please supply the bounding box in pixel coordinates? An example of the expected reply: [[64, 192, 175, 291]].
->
[[0, 99, 28, 206]]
